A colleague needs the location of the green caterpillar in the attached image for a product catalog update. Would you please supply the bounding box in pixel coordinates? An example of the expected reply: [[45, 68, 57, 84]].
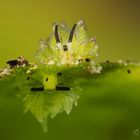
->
[[36, 19, 99, 91]]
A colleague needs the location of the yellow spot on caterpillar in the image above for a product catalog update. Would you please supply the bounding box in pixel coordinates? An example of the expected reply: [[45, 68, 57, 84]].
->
[[42, 74, 58, 90]]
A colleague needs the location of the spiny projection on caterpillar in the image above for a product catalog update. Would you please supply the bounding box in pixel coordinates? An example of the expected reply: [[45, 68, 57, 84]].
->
[[0, 19, 101, 132]]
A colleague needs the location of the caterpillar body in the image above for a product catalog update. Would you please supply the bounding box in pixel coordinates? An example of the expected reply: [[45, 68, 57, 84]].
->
[[36, 20, 99, 91]]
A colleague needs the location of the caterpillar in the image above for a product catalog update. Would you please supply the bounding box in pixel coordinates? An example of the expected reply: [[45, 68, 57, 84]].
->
[[36, 19, 99, 91]]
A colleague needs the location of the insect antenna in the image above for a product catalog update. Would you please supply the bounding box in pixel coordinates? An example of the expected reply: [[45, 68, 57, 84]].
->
[[68, 24, 77, 43], [55, 25, 61, 43]]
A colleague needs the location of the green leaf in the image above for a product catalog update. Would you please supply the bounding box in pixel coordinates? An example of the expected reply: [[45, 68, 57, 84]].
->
[[0, 60, 140, 132]]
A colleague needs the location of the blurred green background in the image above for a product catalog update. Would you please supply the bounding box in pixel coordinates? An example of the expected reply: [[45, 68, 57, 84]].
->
[[0, 0, 140, 140], [0, 0, 140, 66]]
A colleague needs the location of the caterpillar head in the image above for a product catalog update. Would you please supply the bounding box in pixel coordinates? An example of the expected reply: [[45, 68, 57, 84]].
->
[[37, 19, 98, 67], [36, 20, 99, 90]]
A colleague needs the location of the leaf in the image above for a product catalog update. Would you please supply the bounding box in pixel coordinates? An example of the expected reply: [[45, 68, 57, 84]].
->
[[0, 60, 140, 132]]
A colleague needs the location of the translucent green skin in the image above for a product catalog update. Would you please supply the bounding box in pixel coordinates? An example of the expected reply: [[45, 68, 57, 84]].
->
[[36, 20, 98, 90]]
